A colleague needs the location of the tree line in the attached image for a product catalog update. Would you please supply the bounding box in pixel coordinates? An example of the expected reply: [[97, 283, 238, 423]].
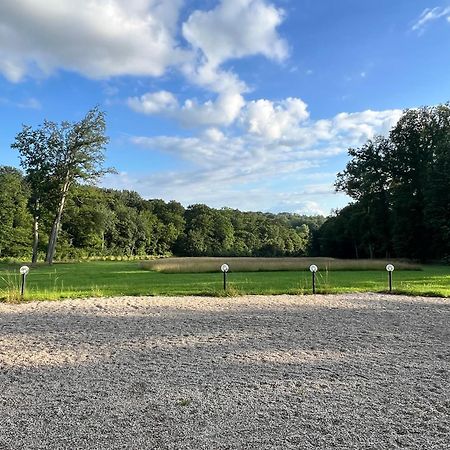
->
[[0, 173, 324, 260], [317, 103, 450, 262]]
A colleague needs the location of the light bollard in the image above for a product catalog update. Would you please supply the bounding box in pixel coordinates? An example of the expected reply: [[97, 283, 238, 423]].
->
[[221, 264, 229, 290], [19, 266, 30, 298], [386, 264, 395, 292], [309, 264, 318, 294]]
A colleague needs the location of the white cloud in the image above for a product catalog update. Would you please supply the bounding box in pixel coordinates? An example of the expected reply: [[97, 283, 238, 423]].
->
[[182, 0, 288, 68], [128, 91, 178, 115], [131, 107, 402, 171], [202, 128, 225, 142], [0, 0, 186, 82], [118, 106, 402, 211], [128, 90, 245, 127], [125, 0, 289, 127], [128, 93, 309, 131], [1, 0, 288, 91], [332, 109, 403, 142], [276, 199, 328, 216], [178, 91, 245, 127], [179, 0, 288, 99], [0, 59, 27, 83], [243, 98, 310, 139], [102, 170, 345, 214], [412, 6, 450, 33]]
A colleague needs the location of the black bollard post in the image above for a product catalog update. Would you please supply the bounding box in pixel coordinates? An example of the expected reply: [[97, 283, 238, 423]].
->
[[386, 264, 394, 293], [309, 265, 318, 294], [221, 264, 229, 291], [19, 266, 30, 298], [312, 271, 316, 294], [21, 273, 26, 297]]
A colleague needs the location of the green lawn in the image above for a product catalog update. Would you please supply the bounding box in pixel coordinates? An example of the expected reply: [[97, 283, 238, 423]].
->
[[0, 261, 449, 301]]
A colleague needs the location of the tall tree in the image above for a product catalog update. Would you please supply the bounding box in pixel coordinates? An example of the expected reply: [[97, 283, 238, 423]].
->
[[45, 107, 113, 264], [335, 136, 394, 258], [389, 107, 437, 260], [422, 104, 450, 259], [12, 107, 113, 264], [329, 103, 450, 261], [12, 125, 57, 263]]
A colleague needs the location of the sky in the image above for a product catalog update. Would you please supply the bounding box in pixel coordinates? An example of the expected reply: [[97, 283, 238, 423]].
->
[[1, 0, 450, 216]]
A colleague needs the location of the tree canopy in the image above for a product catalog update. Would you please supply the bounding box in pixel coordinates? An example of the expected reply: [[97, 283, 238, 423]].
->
[[12, 107, 113, 263], [320, 103, 450, 261]]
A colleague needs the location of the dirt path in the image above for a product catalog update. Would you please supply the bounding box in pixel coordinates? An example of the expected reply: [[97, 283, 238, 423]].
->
[[0, 294, 449, 449]]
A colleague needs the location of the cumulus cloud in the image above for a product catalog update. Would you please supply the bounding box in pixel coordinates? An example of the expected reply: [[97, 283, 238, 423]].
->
[[128, 91, 178, 115], [412, 6, 450, 33], [243, 98, 310, 139], [179, 92, 245, 127], [128, 90, 245, 127], [182, 0, 288, 67], [0, 0, 288, 89], [178, 0, 288, 108], [124, 0, 289, 127], [131, 107, 402, 170], [332, 109, 403, 142], [0, 0, 186, 82], [120, 107, 402, 211]]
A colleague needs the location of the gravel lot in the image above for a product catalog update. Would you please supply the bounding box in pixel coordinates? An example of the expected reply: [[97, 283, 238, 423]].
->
[[0, 293, 449, 449]]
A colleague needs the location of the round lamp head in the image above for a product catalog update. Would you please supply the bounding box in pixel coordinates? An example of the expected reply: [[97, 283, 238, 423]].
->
[[309, 264, 318, 273], [19, 266, 30, 276], [221, 264, 229, 273], [386, 264, 395, 272]]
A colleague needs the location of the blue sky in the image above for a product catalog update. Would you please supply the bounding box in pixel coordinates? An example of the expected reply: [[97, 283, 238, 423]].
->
[[1, 0, 450, 215]]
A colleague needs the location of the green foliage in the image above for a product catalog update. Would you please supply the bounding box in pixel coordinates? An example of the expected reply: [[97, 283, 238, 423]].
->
[[329, 103, 450, 261], [11, 107, 113, 264], [0, 167, 32, 258], [0, 169, 318, 260]]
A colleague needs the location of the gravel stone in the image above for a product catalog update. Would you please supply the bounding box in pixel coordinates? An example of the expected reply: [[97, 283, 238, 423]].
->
[[0, 293, 449, 449]]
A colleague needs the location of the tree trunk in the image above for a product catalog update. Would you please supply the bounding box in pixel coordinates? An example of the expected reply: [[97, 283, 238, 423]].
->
[[46, 176, 70, 264], [368, 243, 374, 260], [31, 198, 40, 264], [32, 215, 39, 264]]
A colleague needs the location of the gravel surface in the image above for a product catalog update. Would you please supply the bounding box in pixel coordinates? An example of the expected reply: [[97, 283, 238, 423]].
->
[[0, 293, 449, 449]]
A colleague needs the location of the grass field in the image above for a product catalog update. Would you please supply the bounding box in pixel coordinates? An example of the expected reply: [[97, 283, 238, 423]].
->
[[0, 259, 449, 300]]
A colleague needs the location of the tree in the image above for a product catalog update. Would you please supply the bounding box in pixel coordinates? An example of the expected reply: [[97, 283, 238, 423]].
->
[[424, 104, 450, 259], [62, 185, 112, 254], [330, 103, 450, 261], [335, 136, 394, 258], [0, 167, 32, 258], [12, 126, 58, 263], [388, 108, 435, 260], [13, 107, 113, 264]]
